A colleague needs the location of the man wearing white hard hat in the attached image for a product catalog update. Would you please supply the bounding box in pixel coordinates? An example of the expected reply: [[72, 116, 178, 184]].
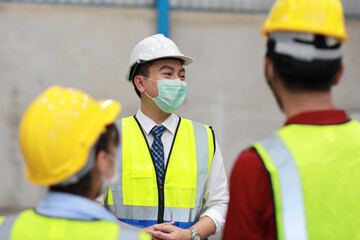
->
[[104, 34, 229, 240], [0, 86, 151, 240]]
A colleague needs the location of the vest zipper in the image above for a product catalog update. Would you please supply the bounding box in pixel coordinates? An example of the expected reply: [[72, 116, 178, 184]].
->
[[158, 117, 181, 223], [157, 182, 164, 223], [133, 115, 182, 224]]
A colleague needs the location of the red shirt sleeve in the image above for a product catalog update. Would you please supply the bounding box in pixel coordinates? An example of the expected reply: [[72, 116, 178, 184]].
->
[[222, 148, 277, 240]]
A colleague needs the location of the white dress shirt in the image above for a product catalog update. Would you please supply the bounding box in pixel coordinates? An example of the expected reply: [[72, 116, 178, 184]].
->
[[135, 109, 229, 234]]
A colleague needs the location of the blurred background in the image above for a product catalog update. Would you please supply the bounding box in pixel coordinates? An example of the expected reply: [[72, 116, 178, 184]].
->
[[0, 0, 359, 238]]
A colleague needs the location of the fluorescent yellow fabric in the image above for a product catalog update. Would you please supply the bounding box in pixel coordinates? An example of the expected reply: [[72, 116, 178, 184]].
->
[[139, 232, 152, 240], [12, 210, 119, 240], [5, 209, 150, 240], [122, 116, 158, 206], [262, 0, 347, 42], [106, 186, 114, 205], [121, 117, 211, 208], [255, 120, 360, 239], [164, 119, 197, 208], [0, 216, 4, 226]]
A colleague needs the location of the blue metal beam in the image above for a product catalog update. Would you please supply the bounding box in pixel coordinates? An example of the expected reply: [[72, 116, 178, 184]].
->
[[156, 0, 170, 37]]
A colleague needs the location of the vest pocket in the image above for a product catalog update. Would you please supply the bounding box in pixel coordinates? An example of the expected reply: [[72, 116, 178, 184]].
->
[[166, 184, 196, 208], [131, 163, 154, 178], [123, 163, 157, 206]]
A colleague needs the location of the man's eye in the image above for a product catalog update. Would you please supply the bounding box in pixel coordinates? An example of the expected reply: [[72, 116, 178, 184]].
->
[[162, 73, 172, 78]]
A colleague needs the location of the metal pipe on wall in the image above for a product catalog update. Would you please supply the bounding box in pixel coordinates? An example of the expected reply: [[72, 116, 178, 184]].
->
[[156, 0, 169, 37]]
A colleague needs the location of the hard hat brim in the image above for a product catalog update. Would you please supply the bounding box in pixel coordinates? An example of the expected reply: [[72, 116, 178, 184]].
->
[[126, 55, 193, 82]]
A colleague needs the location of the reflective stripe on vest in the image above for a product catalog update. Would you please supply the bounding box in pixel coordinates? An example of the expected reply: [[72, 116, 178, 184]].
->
[[106, 116, 214, 228], [255, 135, 307, 240], [254, 120, 360, 240], [0, 213, 20, 239], [0, 209, 150, 240]]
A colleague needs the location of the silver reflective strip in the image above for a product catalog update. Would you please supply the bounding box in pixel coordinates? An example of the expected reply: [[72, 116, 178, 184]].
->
[[111, 205, 158, 221], [0, 213, 20, 239], [118, 225, 142, 240], [192, 121, 210, 208], [115, 119, 123, 176], [107, 119, 124, 215], [109, 200, 200, 222], [259, 135, 308, 240], [163, 206, 202, 222]]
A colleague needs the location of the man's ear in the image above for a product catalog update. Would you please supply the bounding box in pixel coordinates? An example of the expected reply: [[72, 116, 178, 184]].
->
[[133, 75, 146, 93], [95, 150, 114, 179], [95, 150, 107, 176], [333, 62, 344, 86]]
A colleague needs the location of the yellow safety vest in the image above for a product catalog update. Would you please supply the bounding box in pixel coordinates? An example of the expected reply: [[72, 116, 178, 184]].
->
[[253, 120, 360, 240], [0, 209, 151, 240], [105, 116, 214, 228]]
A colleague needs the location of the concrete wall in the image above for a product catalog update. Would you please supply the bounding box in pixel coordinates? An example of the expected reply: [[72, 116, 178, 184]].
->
[[1, 3, 360, 238]]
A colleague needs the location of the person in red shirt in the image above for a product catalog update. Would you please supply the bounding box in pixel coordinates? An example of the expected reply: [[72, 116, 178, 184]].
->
[[223, 0, 360, 239]]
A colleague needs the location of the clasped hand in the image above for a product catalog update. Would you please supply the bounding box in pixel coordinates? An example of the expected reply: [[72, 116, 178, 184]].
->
[[143, 221, 192, 240]]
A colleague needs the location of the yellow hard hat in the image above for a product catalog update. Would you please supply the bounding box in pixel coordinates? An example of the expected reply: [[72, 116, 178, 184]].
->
[[19, 86, 121, 186], [262, 0, 348, 42]]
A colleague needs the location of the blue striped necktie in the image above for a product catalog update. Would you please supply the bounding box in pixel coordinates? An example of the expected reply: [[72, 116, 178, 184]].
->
[[150, 125, 166, 184]]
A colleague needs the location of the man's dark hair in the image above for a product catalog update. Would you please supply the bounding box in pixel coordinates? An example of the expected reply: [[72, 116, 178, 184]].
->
[[50, 123, 120, 197], [266, 35, 341, 92], [130, 57, 185, 98], [130, 61, 153, 98]]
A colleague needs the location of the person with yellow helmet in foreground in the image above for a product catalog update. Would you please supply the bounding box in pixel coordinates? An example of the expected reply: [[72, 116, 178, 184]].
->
[[223, 0, 360, 239], [0, 86, 151, 240]]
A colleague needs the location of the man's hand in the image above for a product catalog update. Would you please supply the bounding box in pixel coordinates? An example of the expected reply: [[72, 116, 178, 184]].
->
[[142, 221, 175, 232], [142, 221, 177, 240], [145, 224, 192, 240]]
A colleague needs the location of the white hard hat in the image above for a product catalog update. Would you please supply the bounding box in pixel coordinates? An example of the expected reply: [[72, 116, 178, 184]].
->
[[126, 34, 193, 82]]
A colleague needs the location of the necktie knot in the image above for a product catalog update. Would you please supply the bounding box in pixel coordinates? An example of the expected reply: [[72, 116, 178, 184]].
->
[[150, 125, 166, 139]]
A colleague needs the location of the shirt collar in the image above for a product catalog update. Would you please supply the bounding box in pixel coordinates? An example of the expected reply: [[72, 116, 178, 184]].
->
[[35, 192, 118, 222], [285, 109, 349, 126], [136, 108, 179, 135]]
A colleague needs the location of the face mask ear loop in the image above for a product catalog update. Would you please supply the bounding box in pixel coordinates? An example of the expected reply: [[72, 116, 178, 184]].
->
[[144, 91, 155, 100], [142, 76, 158, 100], [142, 76, 156, 83]]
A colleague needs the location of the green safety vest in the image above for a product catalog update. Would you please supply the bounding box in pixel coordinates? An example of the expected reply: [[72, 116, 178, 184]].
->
[[105, 116, 214, 228], [253, 120, 360, 240], [0, 209, 151, 240]]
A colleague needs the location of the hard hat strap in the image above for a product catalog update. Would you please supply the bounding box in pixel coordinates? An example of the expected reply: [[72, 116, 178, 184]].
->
[[56, 146, 96, 186], [270, 32, 342, 62]]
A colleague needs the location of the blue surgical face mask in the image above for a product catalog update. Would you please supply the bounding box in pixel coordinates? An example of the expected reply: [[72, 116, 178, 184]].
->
[[143, 77, 187, 113]]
